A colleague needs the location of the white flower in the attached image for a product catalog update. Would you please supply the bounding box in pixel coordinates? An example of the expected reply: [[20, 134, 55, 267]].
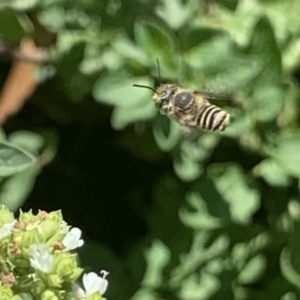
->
[[0, 220, 16, 239], [75, 270, 109, 298], [73, 284, 85, 299], [62, 227, 84, 251], [29, 244, 53, 273], [98, 270, 109, 294]]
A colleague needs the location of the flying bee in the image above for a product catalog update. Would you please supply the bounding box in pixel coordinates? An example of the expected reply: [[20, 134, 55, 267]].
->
[[133, 83, 231, 132]]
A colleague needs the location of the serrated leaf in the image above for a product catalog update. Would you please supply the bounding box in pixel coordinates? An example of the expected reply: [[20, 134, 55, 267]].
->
[[0, 142, 36, 177]]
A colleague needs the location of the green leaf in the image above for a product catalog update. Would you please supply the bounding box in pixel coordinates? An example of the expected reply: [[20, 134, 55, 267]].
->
[[156, 0, 192, 30], [247, 85, 286, 122], [189, 176, 232, 222], [111, 100, 156, 129], [38, 5, 65, 32], [266, 132, 300, 177], [152, 115, 181, 151], [180, 27, 226, 52], [179, 273, 220, 299], [246, 16, 282, 83], [179, 192, 222, 229], [201, 56, 262, 92], [0, 166, 37, 211], [56, 42, 98, 102], [94, 73, 157, 128], [8, 131, 45, 152], [264, 0, 300, 40], [238, 255, 266, 284], [0, 11, 27, 42], [16, 293, 33, 300], [208, 164, 260, 224], [170, 232, 229, 288], [173, 139, 213, 181], [93, 72, 158, 129], [280, 247, 300, 288], [218, 0, 239, 10], [281, 223, 300, 289], [0, 0, 10, 9], [134, 19, 176, 63], [174, 154, 203, 182], [131, 289, 157, 300], [223, 114, 255, 137], [93, 74, 153, 107], [142, 240, 171, 288], [0, 142, 36, 177], [254, 159, 290, 187], [112, 33, 149, 65], [185, 35, 233, 70], [10, 0, 38, 10]]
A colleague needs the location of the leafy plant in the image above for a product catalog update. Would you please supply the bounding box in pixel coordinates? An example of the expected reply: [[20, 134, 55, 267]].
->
[[0, 0, 300, 299]]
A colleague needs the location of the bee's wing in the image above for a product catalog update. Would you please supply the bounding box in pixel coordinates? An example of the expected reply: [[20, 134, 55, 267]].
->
[[194, 90, 232, 102]]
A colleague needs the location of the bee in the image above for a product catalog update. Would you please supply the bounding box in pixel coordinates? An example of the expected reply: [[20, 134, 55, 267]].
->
[[133, 83, 231, 132]]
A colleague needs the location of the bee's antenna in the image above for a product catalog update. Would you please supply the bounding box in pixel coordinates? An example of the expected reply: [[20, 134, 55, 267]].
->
[[133, 84, 156, 93], [156, 58, 162, 82]]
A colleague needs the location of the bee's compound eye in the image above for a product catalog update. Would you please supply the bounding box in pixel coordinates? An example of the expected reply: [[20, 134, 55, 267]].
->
[[174, 92, 194, 109], [161, 89, 172, 100]]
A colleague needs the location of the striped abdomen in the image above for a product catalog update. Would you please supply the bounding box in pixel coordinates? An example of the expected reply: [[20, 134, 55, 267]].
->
[[196, 105, 230, 131]]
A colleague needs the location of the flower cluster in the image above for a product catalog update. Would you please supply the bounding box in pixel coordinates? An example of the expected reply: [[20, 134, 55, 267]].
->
[[0, 206, 108, 300]]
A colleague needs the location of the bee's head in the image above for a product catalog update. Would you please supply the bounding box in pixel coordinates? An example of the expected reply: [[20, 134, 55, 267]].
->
[[133, 83, 177, 113], [153, 84, 177, 108]]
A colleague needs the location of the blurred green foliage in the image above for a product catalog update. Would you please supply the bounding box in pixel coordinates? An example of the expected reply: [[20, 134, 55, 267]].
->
[[1, 0, 300, 299]]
